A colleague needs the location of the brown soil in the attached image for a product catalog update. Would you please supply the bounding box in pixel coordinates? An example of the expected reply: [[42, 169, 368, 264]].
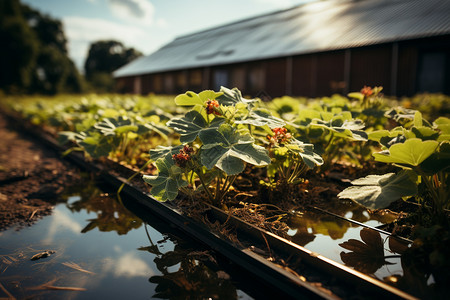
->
[[0, 113, 81, 231]]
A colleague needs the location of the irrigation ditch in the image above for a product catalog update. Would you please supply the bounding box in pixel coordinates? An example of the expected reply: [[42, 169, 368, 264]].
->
[[1, 110, 419, 300]]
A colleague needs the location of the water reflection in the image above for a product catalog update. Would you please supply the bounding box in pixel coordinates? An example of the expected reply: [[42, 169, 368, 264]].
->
[[337, 228, 446, 299], [0, 179, 253, 299], [139, 225, 239, 299], [42, 209, 82, 244], [339, 228, 396, 274], [286, 206, 397, 247], [62, 181, 143, 235], [102, 251, 156, 278], [283, 206, 416, 295], [287, 205, 396, 246]]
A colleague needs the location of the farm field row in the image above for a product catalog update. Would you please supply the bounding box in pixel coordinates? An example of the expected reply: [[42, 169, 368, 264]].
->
[[2, 87, 449, 298]]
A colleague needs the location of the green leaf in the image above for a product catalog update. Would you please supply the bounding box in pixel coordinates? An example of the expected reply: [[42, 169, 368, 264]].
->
[[217, 86, 258, 106], [312, 118, 368, 141], [414, 111, 423, 128], [114, 125, 139, 134], [379, 134, 407, 148], [199, 124, 271, 175], [361, 108, 385, 118], [149, 145, 183, 162], [143, 157, 188, 201], [385, 107, 417, 123], [198, 90, 223, 102], [174, 91, 204, 106], [75, 118, 96, 132], [367, 130, 389, 142], [337, 171, 418, 209], [434, 117, 450, 142], [138, 122, 171, 139], [373, 138, 439, 167], [421, 142, 450, 174], [100, 108, 120, 118], [294, 109, 326, 126], [235, 109, 286, 128], [299, 144, 323, 168], [58, 131, 87, 145], [287, 140, 323, 168], [59, 128, 115, 159], [174, 90, 222, 107], [411, 126, 439, 141], [79, 135, 113, 159], [434, 117, 450, 127], [94, 117, 137, 136], [167, 110, 225, 143], [368, 127, 407, 147], [348, 92, 364, 101]]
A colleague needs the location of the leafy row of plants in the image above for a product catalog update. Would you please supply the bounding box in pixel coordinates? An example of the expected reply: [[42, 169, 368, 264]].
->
[[143, 87, 323, 205], [3, 88, 448, 216], [135, 87, 449, 231], [2, 87, 449, 297], [6, 94, 175, 166]]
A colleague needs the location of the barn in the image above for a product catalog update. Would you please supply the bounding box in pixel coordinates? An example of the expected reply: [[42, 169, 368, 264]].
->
[[113, 0, 450, 98]]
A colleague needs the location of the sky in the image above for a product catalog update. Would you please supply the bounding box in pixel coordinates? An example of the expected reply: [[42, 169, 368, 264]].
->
[[21, 0, 316, 73]]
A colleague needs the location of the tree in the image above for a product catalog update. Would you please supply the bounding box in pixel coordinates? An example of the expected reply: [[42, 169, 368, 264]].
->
[[32, 44, 84, 94], [0, 0, 38, 93], [0, 0, 84, 94], [21, 4, 84, 94], [22, 4, 67, 54], [84, 40, 142, 92]]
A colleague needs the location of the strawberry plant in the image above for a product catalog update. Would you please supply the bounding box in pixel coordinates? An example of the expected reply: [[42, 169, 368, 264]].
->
[[348, 86, 384, 111], [288, 107, 368, 170], [339, 111, 450, 222], [348, 86, 391, 133], [270, 87, 389, 170], [265, 127, 323, 186], [59, 115, 171, 165], [143, 87, 275, 205], [142, 87, 326, 206]]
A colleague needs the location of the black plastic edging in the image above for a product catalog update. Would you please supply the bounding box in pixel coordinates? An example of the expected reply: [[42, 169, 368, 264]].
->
[[4, 112, 417, 300], [115, 176, 335, 300]]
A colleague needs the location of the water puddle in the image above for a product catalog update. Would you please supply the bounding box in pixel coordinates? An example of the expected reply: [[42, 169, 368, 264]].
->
[[0, 177, 436, 299], [0, 180, 254, 299], [284, 204, 437, 296]]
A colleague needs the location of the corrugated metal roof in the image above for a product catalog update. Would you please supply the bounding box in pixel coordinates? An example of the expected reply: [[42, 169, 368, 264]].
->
[[114, 0, 450, 78]]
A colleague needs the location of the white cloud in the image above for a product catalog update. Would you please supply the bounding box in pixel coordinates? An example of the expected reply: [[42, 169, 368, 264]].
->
[[63, 16, 161, 71], [108, 0, 155, 25], [102, 252, 156, 278], [43, 208, 82, 244]]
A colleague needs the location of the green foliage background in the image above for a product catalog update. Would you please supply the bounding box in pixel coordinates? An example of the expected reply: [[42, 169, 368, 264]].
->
[[84, 40, 142, 92], [0, 0, 142, 94], [0, 0, 83, 94]]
